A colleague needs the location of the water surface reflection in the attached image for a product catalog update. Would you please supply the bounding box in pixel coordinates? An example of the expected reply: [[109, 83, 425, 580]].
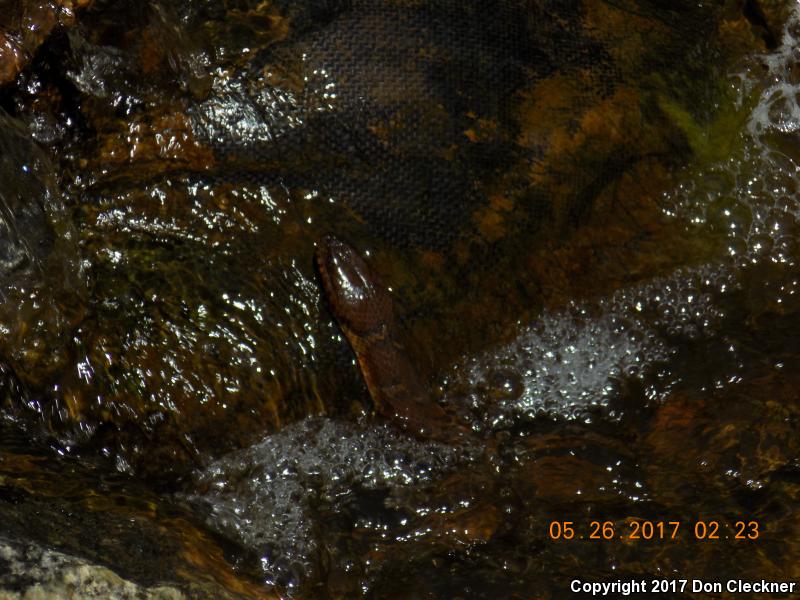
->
[[0, 1, 798, 598]]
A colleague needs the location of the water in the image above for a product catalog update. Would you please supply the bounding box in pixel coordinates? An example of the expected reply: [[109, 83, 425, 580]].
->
[[447, 264, 734, 424], [0, 1, 799, 598], [182, 5, 800, 596]]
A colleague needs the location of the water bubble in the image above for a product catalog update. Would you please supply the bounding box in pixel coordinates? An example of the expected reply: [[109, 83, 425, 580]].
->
[[186, 418, 459, 591], [486, 368, 524, 401], [706, 196, 752, 237]]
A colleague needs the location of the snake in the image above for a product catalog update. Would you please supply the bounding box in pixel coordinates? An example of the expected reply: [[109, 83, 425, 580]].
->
[[315, 235, 471, 444]]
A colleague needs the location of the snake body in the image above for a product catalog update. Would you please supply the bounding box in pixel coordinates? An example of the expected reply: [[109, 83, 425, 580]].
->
[[316, 236, 466, 443]]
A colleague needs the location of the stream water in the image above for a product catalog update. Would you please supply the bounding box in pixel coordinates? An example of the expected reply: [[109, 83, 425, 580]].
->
[[0, 1, 799, 599]]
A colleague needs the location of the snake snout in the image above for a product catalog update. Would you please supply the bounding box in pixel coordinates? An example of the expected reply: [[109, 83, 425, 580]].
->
[[315, 236, 394, 335]]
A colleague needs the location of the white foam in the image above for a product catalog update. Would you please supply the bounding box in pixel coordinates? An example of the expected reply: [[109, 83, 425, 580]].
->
[[449, 264, 734, 423], [748, 8, 800, 136], [664, 4, 800, 271], [188, 417, 459, 591]]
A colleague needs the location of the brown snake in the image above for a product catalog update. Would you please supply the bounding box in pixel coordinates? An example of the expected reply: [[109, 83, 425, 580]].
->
[[315, 235, 471, 444]]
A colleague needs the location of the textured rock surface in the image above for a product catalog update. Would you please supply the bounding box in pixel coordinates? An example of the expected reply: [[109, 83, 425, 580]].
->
[[0, 538, 186, 600]]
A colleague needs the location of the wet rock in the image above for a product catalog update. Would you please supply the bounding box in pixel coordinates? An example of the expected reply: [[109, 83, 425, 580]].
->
[[0, 1, 90, 87], [0, 2, 793, 596], [0, 0, 770, 476], [0, 534, 274, 598], [0, 109, 82, 409]]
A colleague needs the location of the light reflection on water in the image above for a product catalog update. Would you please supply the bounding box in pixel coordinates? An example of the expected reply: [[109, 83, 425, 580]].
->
[[448, 263, 734, 424], [183, 5, 800, 597], [1, 1, 800, 598], [187, 417, 462, 591]]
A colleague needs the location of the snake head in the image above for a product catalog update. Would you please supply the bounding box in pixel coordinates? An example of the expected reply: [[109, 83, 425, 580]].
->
[[315, 235, 394, 336]]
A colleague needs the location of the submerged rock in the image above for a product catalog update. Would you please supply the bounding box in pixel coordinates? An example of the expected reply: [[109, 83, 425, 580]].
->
[[0, 2, 797, 596], [0, 0, 777, 477], [0, 0, 91, 87]]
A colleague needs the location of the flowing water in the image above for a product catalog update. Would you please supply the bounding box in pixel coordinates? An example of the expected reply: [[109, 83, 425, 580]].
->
[[187, 17, 800, 591], [0, 1, 799, 599]]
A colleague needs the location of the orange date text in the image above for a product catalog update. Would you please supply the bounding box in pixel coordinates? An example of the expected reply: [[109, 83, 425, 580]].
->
[[547, 520, 760, 541]]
